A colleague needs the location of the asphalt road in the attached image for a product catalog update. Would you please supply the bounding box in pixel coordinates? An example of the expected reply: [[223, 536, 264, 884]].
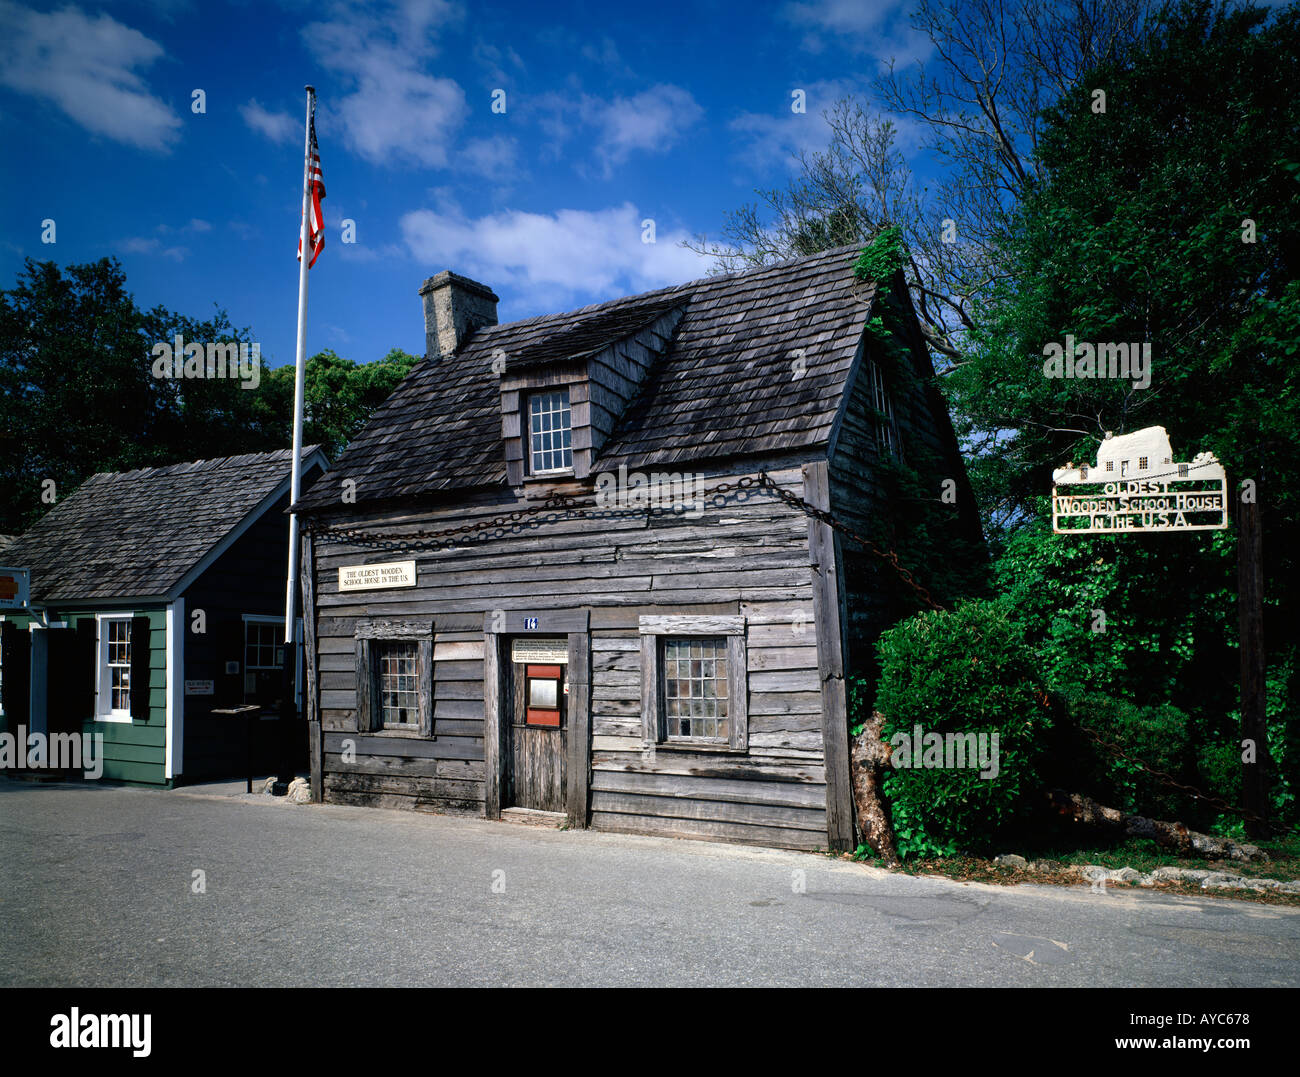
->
[[2, 779, 1298, 987]]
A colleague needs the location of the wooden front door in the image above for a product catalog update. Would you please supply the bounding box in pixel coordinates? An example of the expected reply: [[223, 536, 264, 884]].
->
[[506, 648, 567, 812]]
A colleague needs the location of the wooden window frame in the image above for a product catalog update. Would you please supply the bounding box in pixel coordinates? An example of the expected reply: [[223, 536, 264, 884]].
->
[[354, 618, 433, 737], [639, 615, 747, 752]]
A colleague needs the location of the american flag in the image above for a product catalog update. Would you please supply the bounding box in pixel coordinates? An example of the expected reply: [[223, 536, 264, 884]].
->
[[298, 112, 326, 268]]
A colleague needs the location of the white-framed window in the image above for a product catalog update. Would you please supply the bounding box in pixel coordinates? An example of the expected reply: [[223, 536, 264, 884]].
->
[[528, 388, 573, 474], [1139, 456, 1149, 470], [640, 615, 748, 751], [243, 615, 284, 706], [96, 613, 135, 722]]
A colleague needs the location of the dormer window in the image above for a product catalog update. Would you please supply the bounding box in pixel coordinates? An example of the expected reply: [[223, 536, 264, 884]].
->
[[529, 388, 573, 474]]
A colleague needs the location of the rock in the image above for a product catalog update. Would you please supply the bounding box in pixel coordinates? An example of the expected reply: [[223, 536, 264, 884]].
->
[[994, 854, 1028, 869], [1108, 867, 1144, 883], [261, 777, 277, 795], [1151, 866, 1186, 880], [286, 777, 312, 804], [1278, 879, 1300, 894], [1030, 859, 1064, 873], [1201, 872, 1245, 889], [1243, 878, 1280, 891]]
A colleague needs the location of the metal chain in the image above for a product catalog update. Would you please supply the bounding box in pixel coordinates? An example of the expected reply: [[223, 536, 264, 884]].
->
[[751, 472, 945, 611], [1072, 714, 1276, 831], [305, 477, 768, 553]]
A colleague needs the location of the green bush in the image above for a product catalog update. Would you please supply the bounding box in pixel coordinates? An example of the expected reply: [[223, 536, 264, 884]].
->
[[875, 598, 1052, 857], [1062, 693, 1194, 820]]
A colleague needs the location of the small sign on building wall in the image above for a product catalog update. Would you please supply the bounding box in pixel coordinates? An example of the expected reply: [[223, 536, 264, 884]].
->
[[510, 638, 569, 664], [338, 560, 417, 592], [0, 567, 30, 610], [185, 680, 215, 695], [1051, 426, 1228, 534]]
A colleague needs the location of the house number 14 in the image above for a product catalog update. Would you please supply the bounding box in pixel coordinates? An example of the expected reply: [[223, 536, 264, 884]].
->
[[523, 617, 538, 630]]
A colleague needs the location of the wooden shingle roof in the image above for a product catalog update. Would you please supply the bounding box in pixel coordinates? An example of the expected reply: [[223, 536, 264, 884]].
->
[[6, 447, 321, 604], [296, 244, 876, 512]]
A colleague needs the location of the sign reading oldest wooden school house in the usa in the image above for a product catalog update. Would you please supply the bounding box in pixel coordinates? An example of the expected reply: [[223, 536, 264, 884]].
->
[[337, 560, 417, 592], [1051, 426, 1229, 535]]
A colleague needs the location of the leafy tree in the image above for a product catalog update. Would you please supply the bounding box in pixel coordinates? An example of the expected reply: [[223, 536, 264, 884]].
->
[[688, 0, 1158, 361], [0, 257, 419, 533], [949, 0, 1300, 821]]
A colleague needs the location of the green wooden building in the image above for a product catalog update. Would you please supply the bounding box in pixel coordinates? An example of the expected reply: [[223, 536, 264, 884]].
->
[[0, 447, 326, 785]]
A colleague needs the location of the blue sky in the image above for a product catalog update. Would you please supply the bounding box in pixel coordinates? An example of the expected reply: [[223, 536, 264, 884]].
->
[[0, 0, 940, 367]]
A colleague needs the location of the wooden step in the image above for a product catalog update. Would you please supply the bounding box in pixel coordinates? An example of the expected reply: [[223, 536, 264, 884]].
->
[[500, 807, 566, 828]]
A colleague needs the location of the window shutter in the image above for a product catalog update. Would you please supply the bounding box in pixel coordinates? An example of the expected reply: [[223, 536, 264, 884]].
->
[[75, 618, 97, 722], [129, 616, 152, 721], [1, 622, 31, 728], [215, 617, 245, 707]]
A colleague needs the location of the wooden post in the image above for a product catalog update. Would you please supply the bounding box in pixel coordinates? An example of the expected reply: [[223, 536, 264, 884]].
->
[[1238, 485, 1269, 837], [803, 461, 856, 852], [483, 631, 503, 819], [566, 631, 591, 828]]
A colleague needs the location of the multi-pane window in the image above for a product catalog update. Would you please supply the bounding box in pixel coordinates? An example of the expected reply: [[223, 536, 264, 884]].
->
[[1139, 456, 1149, 470], [865, 360, 899, 458], [1105, 460, 1114, 472], [244, 619, 283, 703], [663, 637, 729, 742], [529, 388, 573, 474], [378, 640, 419, 729], [104, 617, 131, 714]]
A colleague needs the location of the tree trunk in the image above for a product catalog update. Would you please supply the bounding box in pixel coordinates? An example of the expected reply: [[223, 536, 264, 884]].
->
[[1238, 489, 1271, 838], [850, 711, 899, 865], [1045, 789, 1268, 863]]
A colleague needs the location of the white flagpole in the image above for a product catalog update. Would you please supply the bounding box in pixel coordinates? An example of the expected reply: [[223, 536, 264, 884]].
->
[[285, 84, 315, 652]]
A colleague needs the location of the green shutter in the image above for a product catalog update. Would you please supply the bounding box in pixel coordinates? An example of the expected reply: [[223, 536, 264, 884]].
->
[[129, 616, 152, 721]]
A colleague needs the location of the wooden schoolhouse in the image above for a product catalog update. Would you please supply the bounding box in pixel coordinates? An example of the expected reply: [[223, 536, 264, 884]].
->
[[0, 447, 327, 784], [293, 244, 980, 851]]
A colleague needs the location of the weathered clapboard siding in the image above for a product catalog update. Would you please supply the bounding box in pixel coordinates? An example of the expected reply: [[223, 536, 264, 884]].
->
[[310, 462, 832, 842]]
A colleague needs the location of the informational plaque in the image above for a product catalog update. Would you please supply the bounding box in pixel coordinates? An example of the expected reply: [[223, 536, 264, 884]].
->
[[0, 566, 30, 610], [510, 637, 569, 664], [1051, 427, 1228, 534], [338, 560, 417, 592], [185, 680, 215, 695]]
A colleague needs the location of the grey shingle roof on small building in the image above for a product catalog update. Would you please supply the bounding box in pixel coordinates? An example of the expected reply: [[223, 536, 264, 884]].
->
[[295, 244, 877, 511], [6, 448, 321, 604]]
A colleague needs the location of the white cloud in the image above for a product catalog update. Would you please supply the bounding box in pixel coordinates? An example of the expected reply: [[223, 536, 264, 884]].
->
[[0, 0, 181, 151], [240, 99, 297, 144], [303, 1, 467, 168], [120, 236, 187, 261], [460, 135, 519, 178], [530, 83, 703, 177], [781, 0, 933, 65], [729, 79, 858, 173], [594, 84, 703, 170], [399, 202, 710, 312]]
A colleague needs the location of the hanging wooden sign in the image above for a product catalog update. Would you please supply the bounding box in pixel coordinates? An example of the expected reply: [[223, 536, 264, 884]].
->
[[1051, 426, 1228, 534]]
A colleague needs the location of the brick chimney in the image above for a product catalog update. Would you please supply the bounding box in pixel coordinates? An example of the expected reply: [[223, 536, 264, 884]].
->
[[419, 271, 499, 358]]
